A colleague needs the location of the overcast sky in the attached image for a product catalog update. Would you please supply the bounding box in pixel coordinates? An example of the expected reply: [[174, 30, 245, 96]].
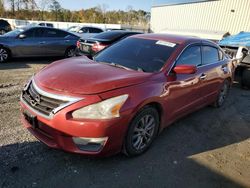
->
[[59, 0, 206, 11]]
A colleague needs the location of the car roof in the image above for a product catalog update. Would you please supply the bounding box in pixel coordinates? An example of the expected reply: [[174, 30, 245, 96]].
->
[[87, 30, 142, 41], [132, 33, 202, 45]]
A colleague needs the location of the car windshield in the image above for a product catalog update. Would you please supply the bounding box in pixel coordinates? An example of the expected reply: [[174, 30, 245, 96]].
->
[[94, 37, 178, 72], [4, 28, 25, 37]]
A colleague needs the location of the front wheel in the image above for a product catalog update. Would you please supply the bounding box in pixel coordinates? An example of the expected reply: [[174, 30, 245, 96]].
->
[[0, 47, 10, 63], [214, 79, 230, 108], [124, 106, 160, 156]]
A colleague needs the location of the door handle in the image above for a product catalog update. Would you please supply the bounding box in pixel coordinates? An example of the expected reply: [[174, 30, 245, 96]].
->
[[200, 74, 207, 80], [65, 40, 70, 42], [39, 41, 46, 44]]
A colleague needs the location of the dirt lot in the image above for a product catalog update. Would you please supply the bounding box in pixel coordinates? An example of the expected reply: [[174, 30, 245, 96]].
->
[[0, 58, 250, 188]]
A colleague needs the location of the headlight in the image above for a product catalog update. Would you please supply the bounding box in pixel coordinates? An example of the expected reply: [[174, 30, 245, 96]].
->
[[72, 94, 128, 119]]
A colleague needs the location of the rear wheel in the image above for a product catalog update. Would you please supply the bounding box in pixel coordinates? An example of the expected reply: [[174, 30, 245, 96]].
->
[[124, 106, 159, 156], [214, 79, 230, 107], [242, 68, 250, 89], [0, 47, 9, 63], [65, 46, 76, 58]]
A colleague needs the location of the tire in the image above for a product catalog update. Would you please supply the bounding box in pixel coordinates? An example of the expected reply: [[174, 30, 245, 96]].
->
[[242, 68, 250, 89], [0, 29, 6, 35], [124, 106, 160, 157], [65, 46, 76, 58], [214, 79, 230, 108], [0, 47, 10, 63]]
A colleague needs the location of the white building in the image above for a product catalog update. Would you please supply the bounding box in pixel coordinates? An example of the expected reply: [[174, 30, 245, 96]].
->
[[151, 0, 250, 39]]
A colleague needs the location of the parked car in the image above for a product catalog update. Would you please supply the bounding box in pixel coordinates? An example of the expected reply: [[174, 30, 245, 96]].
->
[[20, 34, 233, 157], [27, 22, 54, 28], [38, 22, 54, 28], [219, 32, 250, 88], [0, 19, 12, 35], [76, 30, 142, 57], [0, 26, 80, 63], [72, 26, 104, 39]]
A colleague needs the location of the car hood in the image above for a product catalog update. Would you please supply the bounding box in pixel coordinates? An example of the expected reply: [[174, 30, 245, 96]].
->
[[34, 56, 151, 95]]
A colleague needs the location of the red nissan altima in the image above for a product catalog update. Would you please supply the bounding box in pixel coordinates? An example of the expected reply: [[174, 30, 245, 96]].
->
[[20, 34, 234, 157]]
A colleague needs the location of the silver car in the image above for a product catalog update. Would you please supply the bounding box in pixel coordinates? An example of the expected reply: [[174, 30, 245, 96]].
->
[[0, 27, 80, 63]]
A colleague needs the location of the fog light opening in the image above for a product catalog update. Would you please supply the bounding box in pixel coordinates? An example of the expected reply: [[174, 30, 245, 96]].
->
[[73, 137, 108, 152]]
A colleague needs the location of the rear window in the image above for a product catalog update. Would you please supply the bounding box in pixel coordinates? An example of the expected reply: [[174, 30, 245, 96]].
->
[[93, 32, 128, 41], [94, 38, 177, 72]]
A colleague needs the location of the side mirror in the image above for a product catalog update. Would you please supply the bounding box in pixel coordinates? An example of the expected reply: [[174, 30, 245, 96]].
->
[[173, 65, 197, 74], [19, 34, 26, 39]]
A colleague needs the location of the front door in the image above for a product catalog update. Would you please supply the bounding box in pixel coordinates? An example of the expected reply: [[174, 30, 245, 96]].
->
[[164, 45, 204, 122]]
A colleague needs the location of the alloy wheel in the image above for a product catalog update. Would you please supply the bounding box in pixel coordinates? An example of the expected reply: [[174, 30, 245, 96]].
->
[[0, 48, 8, 63], [66, 48, 76, 58], [132, 114, 156, 151]]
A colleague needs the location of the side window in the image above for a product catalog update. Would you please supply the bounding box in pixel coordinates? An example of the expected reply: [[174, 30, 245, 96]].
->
[[202, 46, 219, 65], [23, 28, 36, 38], [89, 28, 103, 33], [23, 28, 44, 38], [43, 29, 66, 38], [176, 46, 202, 66], [47, 23, 54, 27], [79, 27, 88, 33]]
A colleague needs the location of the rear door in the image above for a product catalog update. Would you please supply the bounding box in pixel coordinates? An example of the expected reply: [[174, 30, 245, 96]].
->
[[198, 45, 228, 102], [41, 28, 73, 56], [166, 45, 204, 120]]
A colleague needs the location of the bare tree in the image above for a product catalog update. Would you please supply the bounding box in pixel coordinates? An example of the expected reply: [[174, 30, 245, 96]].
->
[[97, 4, 109, 23], [49, 0, 62, 21], [8, 0, 16, 15], [126, 5, 133, 24], [0, 0, 5, 16], [38, 0, 52, 20]]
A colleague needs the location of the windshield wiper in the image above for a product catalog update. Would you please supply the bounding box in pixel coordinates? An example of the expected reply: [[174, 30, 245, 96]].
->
[[97, 61, 133, 71], [96, 60, 145, 72], [109, 62, 134, 71]]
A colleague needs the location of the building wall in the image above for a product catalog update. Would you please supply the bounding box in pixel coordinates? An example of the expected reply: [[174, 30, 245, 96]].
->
[[151, 0, 250, 34]]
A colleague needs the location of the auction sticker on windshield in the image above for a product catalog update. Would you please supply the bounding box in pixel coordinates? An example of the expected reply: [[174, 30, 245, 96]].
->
[[156, 41, 176, 47]]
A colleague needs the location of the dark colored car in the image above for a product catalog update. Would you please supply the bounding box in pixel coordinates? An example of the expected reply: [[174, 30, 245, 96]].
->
[[0, 27, 80, 63], [0, 19, 12, 35], [20, 34, 233, 157], [76, 30, 142, 57]]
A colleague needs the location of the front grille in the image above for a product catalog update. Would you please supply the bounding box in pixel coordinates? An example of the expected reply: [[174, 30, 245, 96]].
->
[[22, 81, 68, 116]]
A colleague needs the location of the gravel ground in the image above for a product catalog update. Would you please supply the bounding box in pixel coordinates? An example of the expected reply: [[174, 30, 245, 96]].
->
[[0, 58, 250, 188]]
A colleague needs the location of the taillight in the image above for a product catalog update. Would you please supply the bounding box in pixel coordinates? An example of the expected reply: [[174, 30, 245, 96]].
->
[[92, 43, 107, 52], [76, 41, 80, 48]]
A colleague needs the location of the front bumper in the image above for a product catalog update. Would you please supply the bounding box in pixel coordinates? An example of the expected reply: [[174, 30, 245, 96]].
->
[[20, 100, 131, 157]]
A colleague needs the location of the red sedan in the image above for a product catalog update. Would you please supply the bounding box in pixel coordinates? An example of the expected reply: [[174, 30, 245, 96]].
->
[[20, 34, 233, 157]]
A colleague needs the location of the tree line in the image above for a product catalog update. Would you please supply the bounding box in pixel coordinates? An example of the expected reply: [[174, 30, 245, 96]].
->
[[0, 0, 150, 27]]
